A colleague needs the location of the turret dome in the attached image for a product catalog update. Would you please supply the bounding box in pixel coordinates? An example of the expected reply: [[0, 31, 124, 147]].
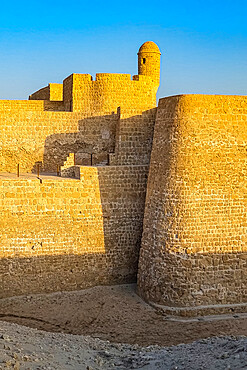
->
[[137, 41, 161, 86], [138, 41, 161, 55]]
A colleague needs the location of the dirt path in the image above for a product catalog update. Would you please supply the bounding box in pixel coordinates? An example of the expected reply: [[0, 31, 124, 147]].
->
[[0, 284, 246, 347]]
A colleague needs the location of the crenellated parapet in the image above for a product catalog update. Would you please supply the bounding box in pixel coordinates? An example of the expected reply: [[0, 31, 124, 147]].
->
[[29, 41, 161, 115]]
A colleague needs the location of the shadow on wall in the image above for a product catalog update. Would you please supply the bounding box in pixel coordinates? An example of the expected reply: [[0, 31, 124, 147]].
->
[[32, 113, 118, 173], [0, 163, 149, 298], [31, 108, 156, 173], [1, 108, 155, 298]]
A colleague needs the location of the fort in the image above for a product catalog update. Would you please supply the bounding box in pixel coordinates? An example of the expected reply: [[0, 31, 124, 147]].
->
[[0, 41, 246, 317]]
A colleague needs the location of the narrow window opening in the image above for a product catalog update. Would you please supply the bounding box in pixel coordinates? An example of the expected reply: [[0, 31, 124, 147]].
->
[[143, 58, 146, 64]]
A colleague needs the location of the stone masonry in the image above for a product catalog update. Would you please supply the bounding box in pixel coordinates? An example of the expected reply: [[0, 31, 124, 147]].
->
[[0, 41, 246, 316], [137, 94, 247, 316], [0, 41, 159, 298]]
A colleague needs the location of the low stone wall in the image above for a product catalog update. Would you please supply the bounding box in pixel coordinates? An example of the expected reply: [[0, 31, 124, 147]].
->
[[0, 165, 148, 298], [138, 94, 247, 316]]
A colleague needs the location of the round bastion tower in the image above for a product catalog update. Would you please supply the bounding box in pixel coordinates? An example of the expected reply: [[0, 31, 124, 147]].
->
[[138, 41, 161, 87]]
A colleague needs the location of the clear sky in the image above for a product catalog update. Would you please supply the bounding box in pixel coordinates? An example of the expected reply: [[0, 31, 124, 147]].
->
[[0, 0, 246, 100]]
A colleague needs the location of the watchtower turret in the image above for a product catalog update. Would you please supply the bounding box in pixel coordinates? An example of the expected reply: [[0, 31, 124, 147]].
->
[[138, 41, 161, 87]]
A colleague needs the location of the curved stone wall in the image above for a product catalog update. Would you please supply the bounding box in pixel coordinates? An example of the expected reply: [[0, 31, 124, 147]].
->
[[137, 94, 247, 316]]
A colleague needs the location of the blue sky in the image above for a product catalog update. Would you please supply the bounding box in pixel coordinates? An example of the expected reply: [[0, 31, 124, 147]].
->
[[0, 0, 246, 100]]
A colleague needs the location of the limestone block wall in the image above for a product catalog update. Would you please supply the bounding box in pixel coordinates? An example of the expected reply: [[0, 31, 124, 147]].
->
[[49, 83, 63, 101], [30, 41, 161, 115], [43, 112, 118, 171], [112, 108, 157, 165], [42, 101, 65, 111], [0, 96, 156, 174], [1, 72, 158, 173], [0, 100, 118, 173], [63, 73, 158, 114], [92, 74, 157, 114], [63, 74, 73, 111], [29, 83, 63, 101], [138, 95, 247, 316], [0, 165, 148, 298], [29, 86, 50, 100]]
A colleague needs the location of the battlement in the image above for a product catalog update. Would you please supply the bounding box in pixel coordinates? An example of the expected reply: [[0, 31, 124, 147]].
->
[[95, 73, 131, 81], [30, 42, 161, 114]]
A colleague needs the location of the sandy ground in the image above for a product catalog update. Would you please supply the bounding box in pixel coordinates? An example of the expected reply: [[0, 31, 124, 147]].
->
[[0, 284, 247, 348], [0, 320, 247, 369]]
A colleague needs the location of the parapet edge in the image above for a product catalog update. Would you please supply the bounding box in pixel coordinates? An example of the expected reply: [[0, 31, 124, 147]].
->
[[158, 93, 247, 105]]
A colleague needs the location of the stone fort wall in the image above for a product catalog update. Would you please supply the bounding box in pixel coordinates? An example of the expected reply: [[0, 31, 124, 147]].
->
[[30, 73, 158, 114], [0, 42, 159, 299], [0, 41, 159, 174], [137, 95, 247, 316], [62, 73, 158, 113], [0, 165, 148, 298], [0, 99, 118, 173], [1, 41, 246, 316], [0, 78, 157, 173], [0, 101, 156, 173]]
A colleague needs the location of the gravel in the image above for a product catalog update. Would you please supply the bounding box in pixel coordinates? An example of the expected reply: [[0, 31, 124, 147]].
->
[[0, 321, 246, 369]]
